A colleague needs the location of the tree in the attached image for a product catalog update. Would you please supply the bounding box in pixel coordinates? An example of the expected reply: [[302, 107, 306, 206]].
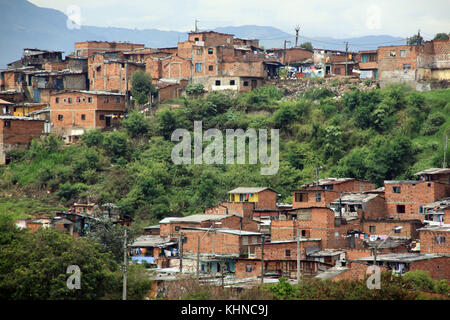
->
[[299, 42, 313, 51], [0, 215, 119, 300], [186, 83, 205, 98], [407, 34, 424, 46], [122, 110, 149, 138], [130, 71, 157, 106], [433, 33, 449, 40]]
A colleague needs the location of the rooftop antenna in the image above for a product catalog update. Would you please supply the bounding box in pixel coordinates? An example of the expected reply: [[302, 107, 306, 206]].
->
[[195, 19, 199, 32]]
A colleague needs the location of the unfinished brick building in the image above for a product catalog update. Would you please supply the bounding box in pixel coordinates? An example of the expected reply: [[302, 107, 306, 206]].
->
[[292, 178, 375, 209], [418, 226, 449, 254], [0, 116, 46, 164], [74, 41, 145, 59], [384, 168, 450, 221], [88, 51, 145, 93], [205, 187, 280, 220], [49, 90, 125, 142], [159, 214, 260, 239]]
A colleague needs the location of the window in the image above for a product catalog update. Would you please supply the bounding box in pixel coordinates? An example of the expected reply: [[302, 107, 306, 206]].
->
[[419, 206, 424, 214], [243, 81, 249, 86], [195, 63, 203, 73], [392, 186, 401, 193], [88, 97, 92, 103], [63, 98, 67, 102], [230, 80, 235, 85], [104, 98, 109, 103], [58, 114, 63, 121], [196, 49, 202, 55], [397, 205, 406, 214], [301, 230, 306, 237], [208, 48, 213, 54], [434, 236, 446, 244], [315, 192, 322, 202], [68, 98, 72, 104], [400, 50, 406, 57], [395, 227, 401, 234], [99, 115, 105, 120], [81, 114, 86, 120], [175, 226, 180, 231], [76, 97, 81, 103], [55, 97, 59, 103], [208, 65, 213, 71], [215, 80, 221, 86], [115, 97, 121, 103], [295, 192, 308, 202], [403, 64, 411, 70], [369, 226, 376, 233], [4, 120, 11, 128], [96, 66, 101, 72], [194, 37, 199, 41], [390, 50, 396, 57], [76, 50, 81, 57], [246, 264, 252, 272], [285, 250, 291, 257]]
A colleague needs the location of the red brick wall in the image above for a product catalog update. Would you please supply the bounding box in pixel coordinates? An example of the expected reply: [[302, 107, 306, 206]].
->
[[419, 230, 450, 254], [255, 189, 277, 209], [364, 196, 387, 219], [181, 229, 260, 256], [385, 181, 449, 220], [75, 41, 144, 58], [293, 180, 375, 209], [409, 256, 450, 280], [362, 220, 423, 239], [0, 118, 44, 164]]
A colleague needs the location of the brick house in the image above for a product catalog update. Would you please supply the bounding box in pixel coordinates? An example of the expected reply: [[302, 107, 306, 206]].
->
[[159, 214, 260, 239], [358, 50, 378, 79], [384, 179, 449, 221], [329, 192, 386, 220], [74, 41, 145, 59], [361, 218, 424, 240], [418, 225, 449, 254], [416, 40, 450, 82], [292, 178, 375, 209], [356, 253, 449, 280], [271, 207, 361, 249], [205, 187, 280, 220], [88, 51, 145, 93], [49, 90, 126, 142], [0, 116, 46, 164], [378, 44, 421, 87]]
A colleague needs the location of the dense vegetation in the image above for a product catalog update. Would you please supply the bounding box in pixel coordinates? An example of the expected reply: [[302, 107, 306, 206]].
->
[[0, 83, 449, 230], [0, 214, 152, 300]]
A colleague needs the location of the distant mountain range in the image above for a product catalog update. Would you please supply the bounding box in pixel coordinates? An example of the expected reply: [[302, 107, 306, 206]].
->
[[0, 0, 406, 68]]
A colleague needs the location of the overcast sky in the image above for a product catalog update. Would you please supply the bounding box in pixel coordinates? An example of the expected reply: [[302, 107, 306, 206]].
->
[[29, 0, 450, 39]]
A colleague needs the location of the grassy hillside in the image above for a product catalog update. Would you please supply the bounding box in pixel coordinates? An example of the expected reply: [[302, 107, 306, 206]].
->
[[0, 82, 449, 228]]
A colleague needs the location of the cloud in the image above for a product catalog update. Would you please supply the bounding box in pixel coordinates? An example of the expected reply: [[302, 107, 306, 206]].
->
[[28, 0, 450, 38]]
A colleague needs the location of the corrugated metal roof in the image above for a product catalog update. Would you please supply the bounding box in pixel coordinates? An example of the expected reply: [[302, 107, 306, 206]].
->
[[357, 253, 443, 263], [415, 168, 450, 175], [227, 187, 277, 194], [130, 235, 176, 248], [162, 214, 231, 223]]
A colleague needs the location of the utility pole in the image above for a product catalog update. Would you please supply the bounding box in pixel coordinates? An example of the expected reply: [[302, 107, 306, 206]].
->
[[260, 235, 265, 285], [296, 227, 301, 283], [195, 20, 199, 32], [283, 40, 287, 65], [122, 228, 127, 300], [295, 25, 300, 47], [345, 42, 349, 76], [196, 235, 200, 281], [443, 133, 448, 168], [125, 62, 129, 110], [179, 232, 184, 274]]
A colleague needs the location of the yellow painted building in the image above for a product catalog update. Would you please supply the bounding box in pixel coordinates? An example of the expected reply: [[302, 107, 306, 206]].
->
[[13, 103, 47, 117]]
